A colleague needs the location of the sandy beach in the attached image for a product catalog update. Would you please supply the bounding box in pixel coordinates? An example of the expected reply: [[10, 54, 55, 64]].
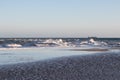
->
[[0, 52, 120, 80]]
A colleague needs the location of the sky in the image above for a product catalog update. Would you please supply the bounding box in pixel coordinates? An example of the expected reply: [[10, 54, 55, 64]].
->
[[0, 0, 120, 38]]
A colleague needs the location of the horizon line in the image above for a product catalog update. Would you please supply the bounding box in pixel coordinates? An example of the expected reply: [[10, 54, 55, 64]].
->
[[0, 37, 120, 39]]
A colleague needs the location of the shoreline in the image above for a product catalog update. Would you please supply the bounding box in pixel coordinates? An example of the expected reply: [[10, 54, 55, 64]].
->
[[0, 52, 120, 80], [68, 48, 109, 51]]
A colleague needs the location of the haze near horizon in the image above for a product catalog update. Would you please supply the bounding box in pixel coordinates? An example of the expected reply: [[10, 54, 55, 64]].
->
[[0, 0, 120, 38]]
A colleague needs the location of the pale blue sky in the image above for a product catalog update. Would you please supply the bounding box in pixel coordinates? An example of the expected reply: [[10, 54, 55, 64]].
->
[[0, 0, 120, 37]]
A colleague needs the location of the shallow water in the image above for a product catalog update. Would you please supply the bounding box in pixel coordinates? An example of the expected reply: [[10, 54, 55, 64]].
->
[[0, 47, 120, 65], [0, 47, 101, 65]]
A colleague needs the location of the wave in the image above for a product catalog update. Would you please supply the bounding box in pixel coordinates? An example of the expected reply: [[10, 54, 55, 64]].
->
[[0, 38, 119, 48], [3, 44, 22, 48], [80, 38, 108, 47]]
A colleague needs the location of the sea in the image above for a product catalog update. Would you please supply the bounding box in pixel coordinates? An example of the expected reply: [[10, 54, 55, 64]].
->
[[0, 38, 120, 65]]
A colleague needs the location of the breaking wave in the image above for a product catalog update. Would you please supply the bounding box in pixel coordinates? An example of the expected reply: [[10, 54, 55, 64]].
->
[[0, 38, 119, 48]]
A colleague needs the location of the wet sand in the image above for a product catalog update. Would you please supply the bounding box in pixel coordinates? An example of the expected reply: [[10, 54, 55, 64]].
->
[[68, 48, 109, 51], [0, 52, 120, 80]]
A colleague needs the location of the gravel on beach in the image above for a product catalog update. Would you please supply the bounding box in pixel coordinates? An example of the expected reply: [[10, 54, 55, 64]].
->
[[0, 52, 120, 80]]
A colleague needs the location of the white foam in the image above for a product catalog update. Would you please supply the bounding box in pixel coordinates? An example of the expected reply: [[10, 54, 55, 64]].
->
[[5, 44, 22, 48], [80, 38, 108, 47]]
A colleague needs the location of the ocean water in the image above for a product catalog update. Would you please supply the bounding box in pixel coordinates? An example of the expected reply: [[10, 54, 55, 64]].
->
[[0, 38, 120, 65]]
